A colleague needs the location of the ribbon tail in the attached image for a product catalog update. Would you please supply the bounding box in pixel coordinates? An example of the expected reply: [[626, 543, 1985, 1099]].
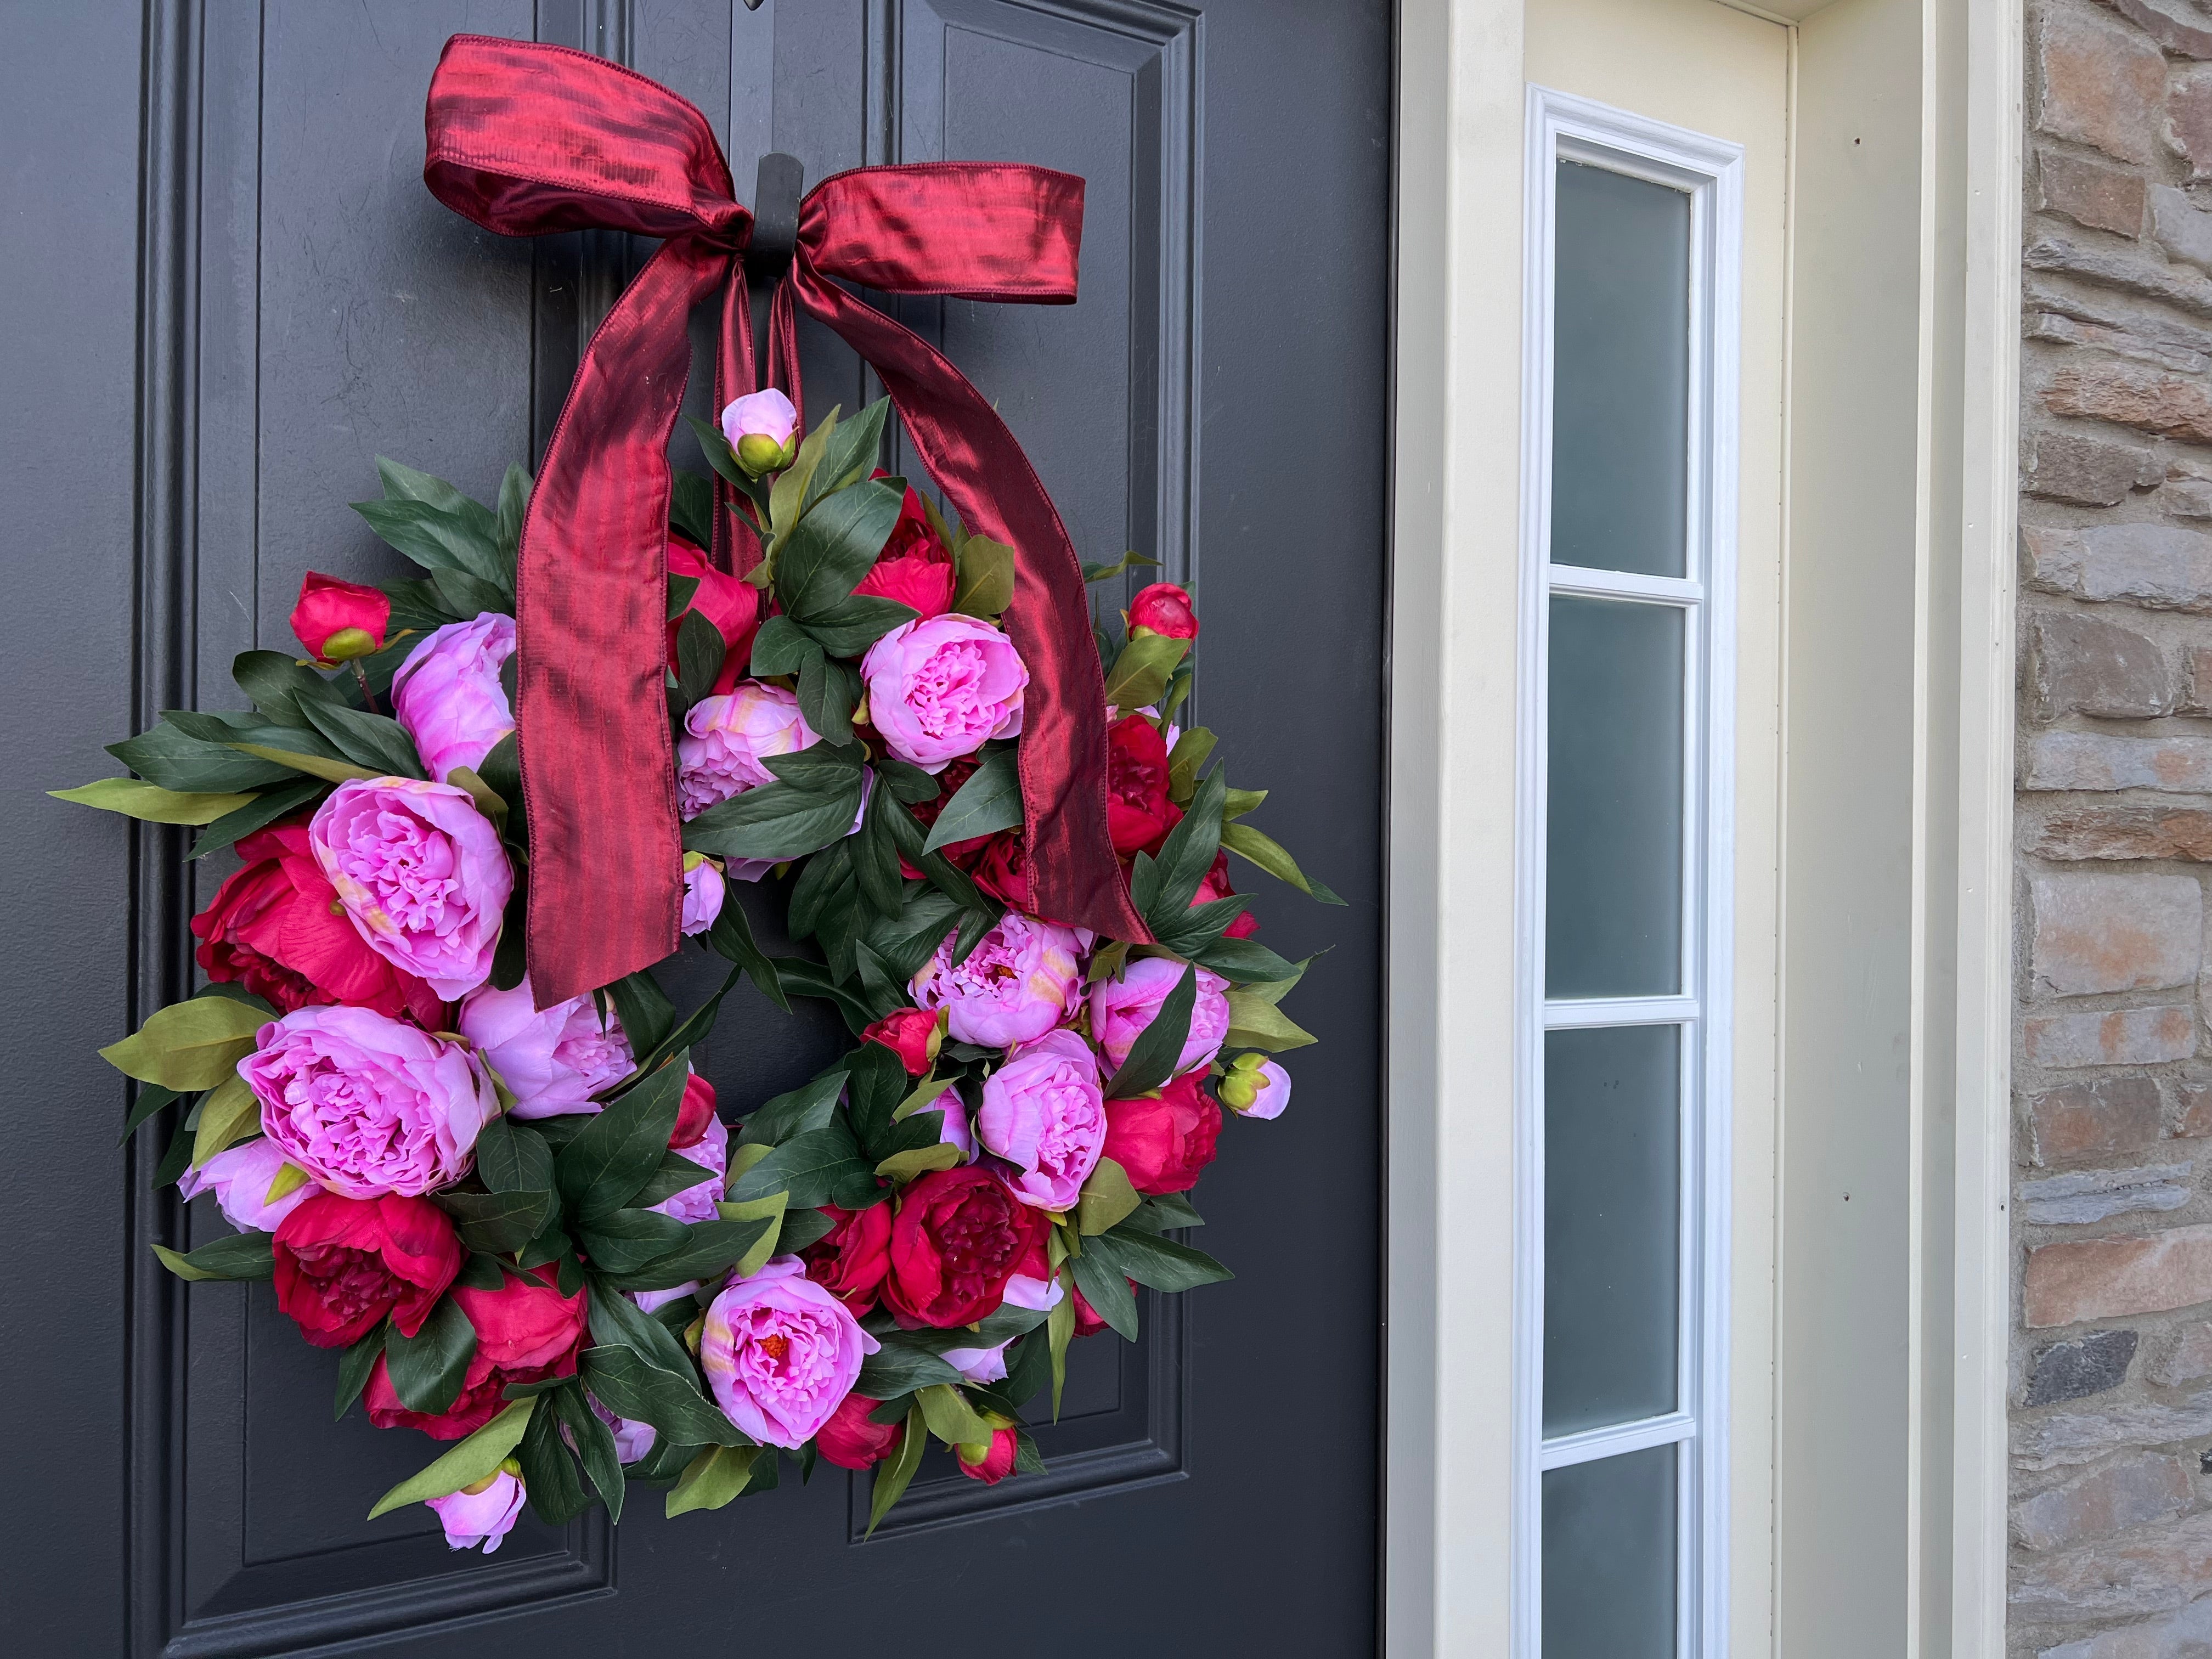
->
[[518, 238, 725, 1007], [788, 264, 1150, 945]]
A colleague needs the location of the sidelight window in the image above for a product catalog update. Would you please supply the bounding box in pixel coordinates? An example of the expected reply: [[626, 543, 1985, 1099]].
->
[[1516, 89, 1744, 1659]]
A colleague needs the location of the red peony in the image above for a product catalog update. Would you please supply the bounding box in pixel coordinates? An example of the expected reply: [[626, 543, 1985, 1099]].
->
[[969, 830, 1033, 911], [667, 535, 763, 696], [1071, 1282, 1110, 1339], [1128, 581, 1199, 640], [1102, 1072, 1222, 1195], [861, 1008, 943, 1077], [884, 1166, 1046, 1328], [364, 1264, 588, 1440], [854, 483, 955, 619], [1193, 849, 1260, 940], [192, 820, 445, 1026], [290, 571, 391, 665], [956, 1425, 1019, 1485], [800, 1201, 894, 1314], [815, 1392, 904, 1470], [272, 1192, 462, 1349], [1105, 713, 1181, 855], [670, 1070, 718, 1149]]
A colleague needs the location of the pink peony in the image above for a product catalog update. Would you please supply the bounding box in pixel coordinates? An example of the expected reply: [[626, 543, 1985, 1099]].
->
[[859, 614, 1028, 772], [457, 976, 631, 1119], [1221, 1054, 1292, 1119], [178, 1137, 312, 1233], [676, 681, 819, 820], [910, 912, 1084, 1048], [976, 1028, 1107, 1210], [241, 1005, 496, 1199], [391, 613, 516, 785], [721, 388, 800, 474], [426, 1470, 523, 1554], [592, 1396, 657, 1464], [309, 777, 512, 1000], [681, 857, 726, 935], [699, 1256, 879, 1448], [648, 1114, 727, 1222], [1088, 957, 1231, 1076]]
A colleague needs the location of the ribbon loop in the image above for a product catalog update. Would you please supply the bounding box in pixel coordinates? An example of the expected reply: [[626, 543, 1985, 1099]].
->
[[424, 33, 1144, 1008]]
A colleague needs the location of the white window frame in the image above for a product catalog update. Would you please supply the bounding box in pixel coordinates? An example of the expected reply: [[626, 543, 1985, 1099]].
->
[[1513, 86, 1744, 1659]]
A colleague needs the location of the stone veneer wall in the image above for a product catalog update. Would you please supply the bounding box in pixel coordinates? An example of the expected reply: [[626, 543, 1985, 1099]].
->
[[2012, 3, 2212, 1652]]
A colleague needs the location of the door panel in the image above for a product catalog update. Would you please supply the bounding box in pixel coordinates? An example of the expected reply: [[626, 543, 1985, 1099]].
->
[[0, 2, 1389, 1654]]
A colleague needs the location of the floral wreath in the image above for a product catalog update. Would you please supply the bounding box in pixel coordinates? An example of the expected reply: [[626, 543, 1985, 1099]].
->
[[58, 37, 1335, 1551]]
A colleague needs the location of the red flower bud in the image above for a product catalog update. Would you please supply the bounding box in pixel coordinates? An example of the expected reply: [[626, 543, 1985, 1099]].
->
[[861, 1007, 944, 1077], [670, 1070, 718, 1149], [291, 572, 392, 665], [1127, 582, 1198, 641]]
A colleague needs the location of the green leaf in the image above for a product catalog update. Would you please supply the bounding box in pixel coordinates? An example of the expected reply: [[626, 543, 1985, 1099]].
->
[[432, 1188, 558, 1255], [574, 1207, 692, 1274], [101, 996, 266, 1090], [714, 1191, 789, 1280], [351, 494, 511, 596], [515, 1393, 593, 1525], [680, 747, 868, 862], [874, 1142, 961, 1183], [667, 573, 703, 621], [495, 463, 532, 562], [1093, 1224, 1234, 1292], [588, 1276, 695, 1375], [851, 778, 905, 921], [629, 1148, 715, 1210], [950, 534, 1015, 620], [227, 742, 380, 787], [49, 777, 257, 826], [876, 758, 940, 803], [580, 1345, 749, 1448], [432, 566, 512, 622], [795, 651, 859, 747], [921, 747, 1023, 854], [769, 405, 838, 540], [916, 1383, 994, 1448], [1101, 631, 1189, 710], [686, 412, 753, 493], [375, 455, 479, 516], [799, 594, 918, 658], [1220, 819, 1345, 905], [674, 608, 727, 710], [1189, 933, 1302, 985], [191, 1075, 260, 1166], [1048, 1272, 1075, 1419], [1223, 986, 1318, 1052], [366, 1398, 536, 1519], [802, 397, 892, 514], [1103, 963, 1197, 1099], [704, 891, 788, 1011], [557, 1056, 691, 1222], [1222, 786, 1268, 821], [1138, 770, 1226, 927], [667, 1443, 761, 1518], [335, 1322, 387, 1419], [1081, 549, 1161, 584], [109, 721, 300, 793], [738, 1071, 847, 1148], [1075, 1157, 1142, 1235], [151, 1230, 276, 1283], [600, 1212, 773, 1289], [775, 478, 902, 620], [1129, 1191, 1206, 1232], [748, 613, 818, 676], [1068, 1245, 1139, 1340], [189, 778, 326, 860], [864, 1406, 927, 1536], [295, 698, 427, 781], [119, 1081, 181, 1147], [552, 1381, 627, 1522], [605, 969, 676, 1062], [232, 649, 346, 726], [490, 863, 528, 991], [1165, 727, 1217, 803], [726, 1121, 874, 1210], [383, 1295, 478, 1414], [669, 469, 715, 549]]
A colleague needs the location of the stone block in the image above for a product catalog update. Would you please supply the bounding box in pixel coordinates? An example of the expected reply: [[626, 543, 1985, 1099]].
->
[[2097, 0, 2212, 61], [2025, 1078, 2170, 1164], [2159, 478, 2212, 517], [2025, 522, 2212, 610], [2026, 1223, 2212, 1327], [2046, 148, 2153, 235], [2041, 1592, 2212, 1658], [2180, 1082, 2212, 1137], [2027, 1006, 2200, 1070], [2033, 311, 2212, 376], [2178, 63, 2212, 176], [2030, 1328, 2145, 1404], [2046, 356, 2212, 444], [2032, 611, 2177, 718], [2015, 1452, 2194, 1550], [2186, 645, 2212, 710], [2015, 1389, 2212, 1469], [2028, 231, 2212, 317], [2157, 184, 2212, 276], [2032, 873, 2203, 996], [2026, 733, 2212, 792], [2033, 805, 2212, 862], [2023, 1164, 2196, 1224], [2012, 1506, 2212, 1625], [2038, 4, 2169, 165], [2152, 1321, 2212, 1385]]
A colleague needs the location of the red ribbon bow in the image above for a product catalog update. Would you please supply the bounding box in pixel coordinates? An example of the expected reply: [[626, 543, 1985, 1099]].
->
[[424, 34, 1146, 1007]]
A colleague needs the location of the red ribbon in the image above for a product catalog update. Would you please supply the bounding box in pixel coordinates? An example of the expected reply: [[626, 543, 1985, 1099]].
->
[[424, 34, 1146, 1008]]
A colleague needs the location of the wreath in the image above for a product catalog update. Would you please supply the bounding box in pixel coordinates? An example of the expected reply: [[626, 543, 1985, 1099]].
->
[[58, 36, 1333, 1550]]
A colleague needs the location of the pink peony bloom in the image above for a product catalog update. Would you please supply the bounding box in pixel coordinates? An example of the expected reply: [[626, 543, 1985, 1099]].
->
[[426, 1470, 523, 1554], [859, 614, 1028, 772], [1221, 1054, 1292, 1120], [976, 1028, 1107, 1210], [648, 1114, 727, 1223], [242, 1005, 496, 1199], [911, 912, 1084, 1048], [178, 1137, 312, 1233], [699, 1256, 879, 1448], [681, 857, 726, 935], [1088, 957, 1231, 1076], [631, 1283, 702, 1314], [457, 976, 631, 1119], [391, 613, 516, 785], [721, 389, 800, 473], [676, 681, 819, 820], [592, 1396, 657, 1464], [309, 778, 512, 1000]]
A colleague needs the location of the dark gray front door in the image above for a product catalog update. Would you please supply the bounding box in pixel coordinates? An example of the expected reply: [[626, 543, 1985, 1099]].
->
[[0, 3, 1389, 1654]]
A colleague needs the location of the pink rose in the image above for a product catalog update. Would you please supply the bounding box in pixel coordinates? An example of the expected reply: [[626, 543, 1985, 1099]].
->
[[721, 388, 800, 475], [309, 777, 512, 999], [1221, 1054, 1292, 1119], [391, 613, 516, 785], [911, 912, 1083, 1047], [178, 1137, 312, 1232], [457, 975, 631, 1119], [242, 1005, 496, 1199], [648, 1114, 727, 1222], [975, 1029, 1106, 1210], [426, 1469, 524, 1554], [859, 614, 1028, 772], [699, 1256, 880, 1448], [681, 857, 726, 935], [676, 681, 819, 820], [1088, 957, 1231, 1076]]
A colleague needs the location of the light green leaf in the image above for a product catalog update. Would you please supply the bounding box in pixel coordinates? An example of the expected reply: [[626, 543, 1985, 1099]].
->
[[1220, 820, 1346, 905], [769, 405, 839, 541], [921, 746, 1023, 853], [445, 764, 507, 831], [917, 1383, 994, 1448], [865, 1404, 927, 1536], [49, 778, 256, 825], [714, 1192, 790, 1280], [151, 1231, 275, 1283], [265, 1161, 312, 1205], [950, 534, 1015, 620], [1101, 632, 1189, 711], [667, 1443, 761, 1518], [367, 1398, 537, 1519], [1223, 988, 1318, 1052], [101, 996, 266, 1090], [1221, 786, 1267, 822], [891, 1075, 956, 1121], [228, 742, 381, 786], [1075, 1156, 1142, 1236], [874, 1142, 961, 1183], [191, 1075, 261, 1166]]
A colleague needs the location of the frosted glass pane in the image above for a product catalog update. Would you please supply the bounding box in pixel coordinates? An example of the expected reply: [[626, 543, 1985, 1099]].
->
[[1544, 1024, 1680, 1436], [1546, 596, 1684, 998], [1551, 159, 1690, 578], [1543, 1446, 1678, 1659]]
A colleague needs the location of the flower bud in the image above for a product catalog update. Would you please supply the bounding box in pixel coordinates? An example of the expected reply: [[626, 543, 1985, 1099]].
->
[[736, 431, 793, 476], [1127, 581, 1199, 641], [1219, 1052, 1291, 1120], [290, 571, 392, 667], [721, 388, 800, 476]]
